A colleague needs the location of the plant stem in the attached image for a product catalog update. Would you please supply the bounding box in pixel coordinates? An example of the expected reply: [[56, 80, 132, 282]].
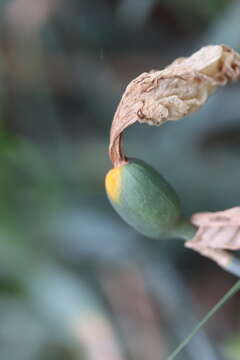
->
[[166, 279, 240, 360], [225, 256, 240, 277], [174, 220, 240, 279], [173, 220, 197, 241]]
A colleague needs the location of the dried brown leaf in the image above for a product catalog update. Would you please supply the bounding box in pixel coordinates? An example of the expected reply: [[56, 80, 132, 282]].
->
[[185, 207, 240, 268], [109, 45, 240, 166], [185, 240, 232, 269]]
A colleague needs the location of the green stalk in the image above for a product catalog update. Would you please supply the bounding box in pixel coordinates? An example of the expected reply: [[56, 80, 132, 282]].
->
[[167, 279, 240, 360], [172, 220, 197, 241], [174, 220, 240, 277]]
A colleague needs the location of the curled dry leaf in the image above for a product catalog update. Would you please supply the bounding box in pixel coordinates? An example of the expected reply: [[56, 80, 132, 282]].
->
[[185, 207, 240, 268], [109, 45, 240, 167], [191, 207, 240, 227]]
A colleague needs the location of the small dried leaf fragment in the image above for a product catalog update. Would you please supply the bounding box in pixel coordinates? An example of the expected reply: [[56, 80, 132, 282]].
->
[[185, 207, 240, 267], [110, 45, 240, 166]]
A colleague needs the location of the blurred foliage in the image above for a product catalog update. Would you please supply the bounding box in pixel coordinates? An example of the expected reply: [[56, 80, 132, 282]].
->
[[0, 0, 239, 359]]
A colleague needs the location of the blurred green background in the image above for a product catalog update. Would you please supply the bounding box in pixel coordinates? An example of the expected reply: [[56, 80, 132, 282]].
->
[[0, 0, 240, 359]]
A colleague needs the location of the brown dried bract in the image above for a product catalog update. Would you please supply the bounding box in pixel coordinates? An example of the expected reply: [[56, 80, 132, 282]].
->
[[185, 207, 240, 268], [109, 45, 240, 167]]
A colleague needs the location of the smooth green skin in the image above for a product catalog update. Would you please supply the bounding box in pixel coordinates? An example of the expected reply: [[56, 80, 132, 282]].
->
[[108, 159, 196, 240]]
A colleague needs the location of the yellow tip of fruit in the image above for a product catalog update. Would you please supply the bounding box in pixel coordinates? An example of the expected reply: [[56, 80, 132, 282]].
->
[[105, 166, 123, 202]]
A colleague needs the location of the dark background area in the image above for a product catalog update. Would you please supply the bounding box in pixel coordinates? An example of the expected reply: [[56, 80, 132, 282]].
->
[[0, 1, 240, 359]]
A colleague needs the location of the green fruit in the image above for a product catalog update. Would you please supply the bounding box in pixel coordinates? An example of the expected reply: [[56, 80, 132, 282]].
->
[[105, 158, 195, 240]]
